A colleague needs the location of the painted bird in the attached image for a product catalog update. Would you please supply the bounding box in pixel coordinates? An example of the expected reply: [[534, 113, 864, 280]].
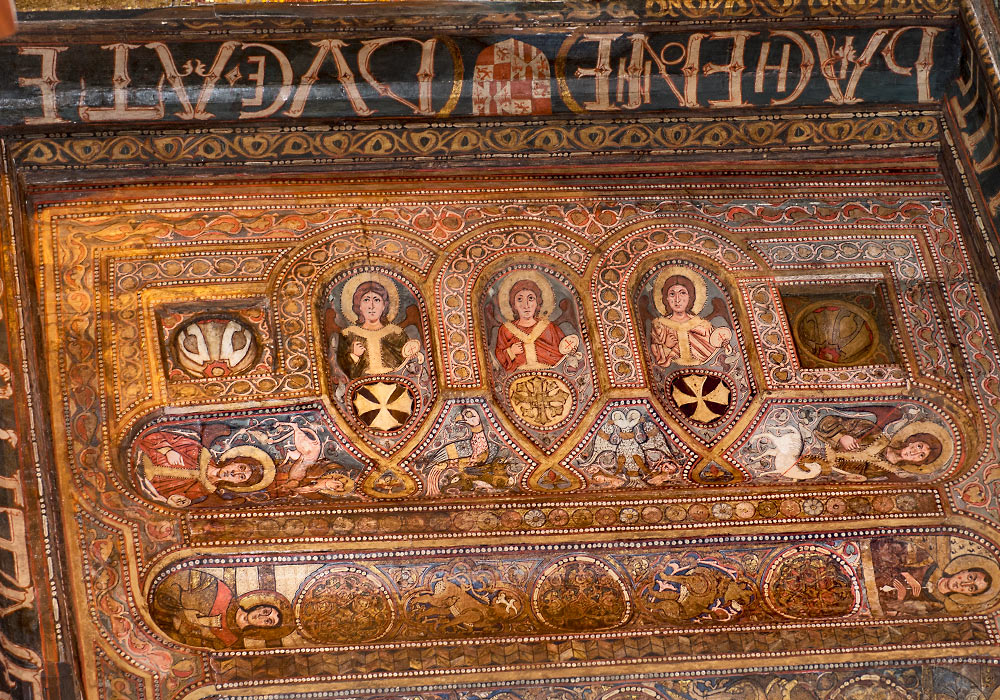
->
[[424, 407, 505, 495]]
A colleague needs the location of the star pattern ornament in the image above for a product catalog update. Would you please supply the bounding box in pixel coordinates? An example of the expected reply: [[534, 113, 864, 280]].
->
[[353, 381, 414, 431]]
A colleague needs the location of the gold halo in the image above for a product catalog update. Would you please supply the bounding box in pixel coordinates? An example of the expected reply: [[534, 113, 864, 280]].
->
[[943, 553, 1000, 612], [652, 266, 708, 316], [339, 272, 400, 325], [213, 445, 276, 493], [891, 420, 954, 473], [229, 590, 295, 642], [497, 269, 556, 322]]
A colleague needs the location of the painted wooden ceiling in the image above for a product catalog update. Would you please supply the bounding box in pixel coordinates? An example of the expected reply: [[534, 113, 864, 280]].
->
[[4, 1, 1000, 699]]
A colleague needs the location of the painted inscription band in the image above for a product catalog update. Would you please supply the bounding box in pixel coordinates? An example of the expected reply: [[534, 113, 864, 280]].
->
[[7, 25, 953, 128]]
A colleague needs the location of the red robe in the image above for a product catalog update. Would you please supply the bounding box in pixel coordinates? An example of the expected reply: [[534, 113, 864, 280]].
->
[[495, 320, 565, 372], [152, 569, 240, 649], [206, 583, 238, 647], [135, 431, 212, 503]]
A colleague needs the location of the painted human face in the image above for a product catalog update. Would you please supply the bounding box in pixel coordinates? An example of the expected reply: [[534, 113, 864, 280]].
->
[[899, 440, 931, 463], [513, 289, 538, 322], [666, 283, 690, 315], [317, 476, 347, 493], [216, 462, 251, 483], [246, 605, 280, 628], [359, 291, 386, 325], [944, 569, 989, 595]]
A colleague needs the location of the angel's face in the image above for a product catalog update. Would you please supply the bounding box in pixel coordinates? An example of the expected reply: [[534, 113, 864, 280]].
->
[[513, 290, 538, 322], [359, 291, 386, 325], [666, 284, 690, 315]]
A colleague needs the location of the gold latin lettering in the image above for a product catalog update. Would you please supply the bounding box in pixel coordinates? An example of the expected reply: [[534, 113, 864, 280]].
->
[[755, 31, 815, 107], [623, 33, 704, 109], [880, 26, 942, 103], [574, 33, 622, 110], [238, 43, 293, 118], [808, 29, 890, 105], [143, 41, 239, 120], [358, 37, 438, 116]]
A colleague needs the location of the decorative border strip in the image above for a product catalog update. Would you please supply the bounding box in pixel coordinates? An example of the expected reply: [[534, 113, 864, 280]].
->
[[200, 661, 1000, 700], [8, 113, 942, 171], [182, 489, 944, 544]]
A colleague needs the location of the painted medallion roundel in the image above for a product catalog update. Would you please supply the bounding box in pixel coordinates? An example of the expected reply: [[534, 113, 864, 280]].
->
[[321, 267, 436, 457], [295, 565, 396, 644], [531, 555, 632, 631], [763, 545, 861, 619], [792, 299, 881, 367], [827, 678, 914, 700], [635, 260, 755, 446]]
